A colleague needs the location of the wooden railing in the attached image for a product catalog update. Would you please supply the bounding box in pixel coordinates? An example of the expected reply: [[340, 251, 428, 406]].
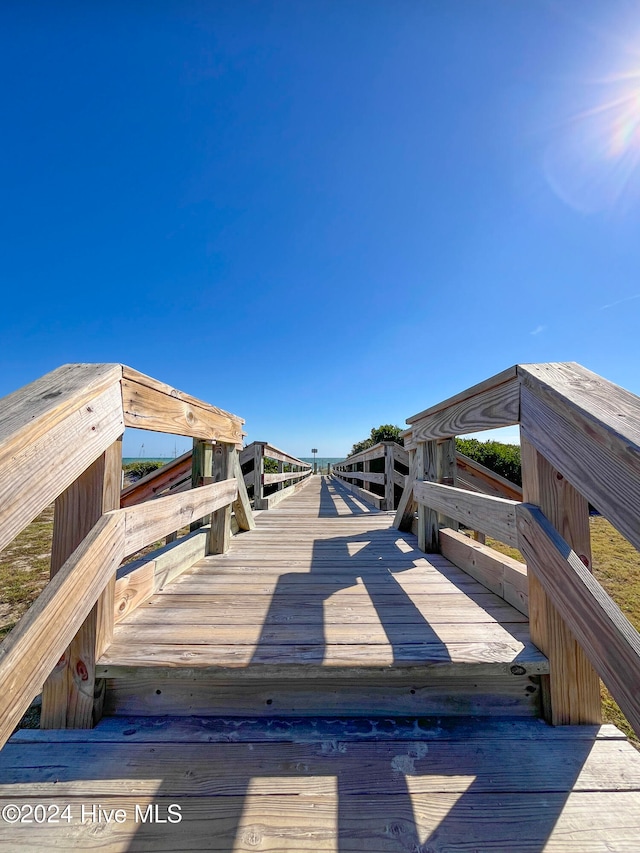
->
[[333, 442, 409, 510], [0, 363, 250, 747], [334, 441, 520, 520], [239, 441, 312, 509], [2, 360, 638, 744], [396, 361, 640, 734]]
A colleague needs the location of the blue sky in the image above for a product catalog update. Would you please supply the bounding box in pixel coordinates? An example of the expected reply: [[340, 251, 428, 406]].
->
[[2, 1, 640, 458]]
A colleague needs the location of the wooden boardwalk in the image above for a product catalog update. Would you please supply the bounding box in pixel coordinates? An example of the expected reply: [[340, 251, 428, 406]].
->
[[97, 476, 548, 718], [3, 475, 640, 850]]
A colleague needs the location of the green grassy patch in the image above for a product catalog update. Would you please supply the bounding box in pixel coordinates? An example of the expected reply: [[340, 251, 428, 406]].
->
[[0, 505, 54, 642]]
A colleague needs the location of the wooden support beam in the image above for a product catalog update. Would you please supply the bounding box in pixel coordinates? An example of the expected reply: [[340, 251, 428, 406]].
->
[[121, 366, 243, 446], [416, 441, 439, 552], [517, 503, 639, 732], [209, 444, 233, 554], [122, 479, 236, 556], [363, 459, 371, 493], [190, 441, 208, 532], [253, 443, 264, 509], [437, 438, 459, 530], [440, 528, 528, 616], [0, 513, 125, 749], [393, 449, 417, 532], [414, 481, 519, 547], [263, 470, 313, 485], [520, 436, 601, 726], [393, 469, 407, 489], [231, 450, 255, 531], [519, 362, 640, 553], [41, 438, 123, 730], [190, 439, 213, 531], [384, 443, 395, 511], [405, 368, 520, 443], [0, 369, 124, 553]]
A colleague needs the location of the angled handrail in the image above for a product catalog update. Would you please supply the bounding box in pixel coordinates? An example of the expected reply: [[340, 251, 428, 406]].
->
[[400, 360, 640, 733], [0, 363, 246, 748]]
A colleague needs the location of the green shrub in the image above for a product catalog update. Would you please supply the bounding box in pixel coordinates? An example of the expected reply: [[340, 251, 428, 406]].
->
[[455, 438, 521, 486], [351, 425, 404, 456]]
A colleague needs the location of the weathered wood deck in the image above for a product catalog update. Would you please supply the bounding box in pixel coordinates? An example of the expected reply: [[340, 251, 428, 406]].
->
[[97, 476, 547, 718], [3, 475, 640, 850]]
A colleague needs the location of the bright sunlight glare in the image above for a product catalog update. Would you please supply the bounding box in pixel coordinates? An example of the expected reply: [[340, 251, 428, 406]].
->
[[545, 69, 640, 214]]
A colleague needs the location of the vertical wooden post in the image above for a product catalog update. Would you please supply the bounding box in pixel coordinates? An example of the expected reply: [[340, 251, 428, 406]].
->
[[253, 442, 264, 509], [277, 458, 284, 492], [521, 435, 601, 725], [209, 442, 233, 554], [190, 439, 213, 531], [416, 440, 439, 552], [393, 448, 418, 532], [437, 438, 459, 531], [231, 448, 255, 531], [41, 437, 122, 729], [384, 442, 395, 511], [363, 459, 371, 492]]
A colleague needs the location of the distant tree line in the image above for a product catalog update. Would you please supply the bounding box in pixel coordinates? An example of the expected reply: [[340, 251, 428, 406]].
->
[[349, 426, 521, 486]]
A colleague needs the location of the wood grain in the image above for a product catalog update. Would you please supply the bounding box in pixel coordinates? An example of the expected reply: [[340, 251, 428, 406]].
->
[[231, 450, 255, 531], [0, 380, 124, 553], [6, 737, 639, 797], [113, 529, 211, 623], [121, 365, 244, 446], [414, 480, 520, 547], [440, 528, 528, 615], [393, 450, 418, 532], [208, 444, 232, 554], [105, 673, 539, 717], [406, 371, 520, 442], [1, 791, 640, 851], [122, 479, 237, 556], [41, 438, 122, 729], [519, 362, 640, 552], [518, 503, 640, 734], [521, 436, 601, 726], [0, 513, 125, 749], [384, 443, 395, 510]]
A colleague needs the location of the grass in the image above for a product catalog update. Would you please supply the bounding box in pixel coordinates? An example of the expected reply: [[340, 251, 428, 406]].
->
[[2, 503, 640, 745], [0, 505, 54, 643]]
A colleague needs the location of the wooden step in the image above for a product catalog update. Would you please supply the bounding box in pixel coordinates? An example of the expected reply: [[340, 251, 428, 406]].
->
[[102, 672, 544, 717], [98, 633, 548, 718], [3, 716, 640, 850], [100, 476, 547, 719]]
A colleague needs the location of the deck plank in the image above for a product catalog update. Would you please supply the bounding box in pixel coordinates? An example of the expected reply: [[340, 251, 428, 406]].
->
[[3, 718, 640, 850], [103, 477, 533, 673], [4, 478, 640, 847]]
